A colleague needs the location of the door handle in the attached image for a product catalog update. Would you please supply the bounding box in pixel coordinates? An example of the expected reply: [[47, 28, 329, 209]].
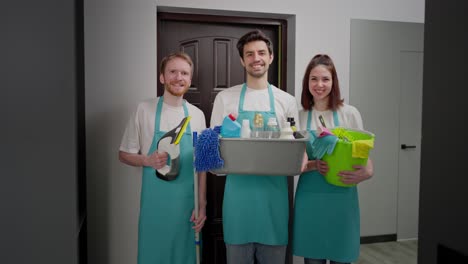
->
[[401, 144, 416, 150]]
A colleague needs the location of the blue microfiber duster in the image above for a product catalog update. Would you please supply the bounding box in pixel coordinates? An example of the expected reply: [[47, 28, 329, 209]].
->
[[213, 125, 221, 135], [193, 128, 224, 172]]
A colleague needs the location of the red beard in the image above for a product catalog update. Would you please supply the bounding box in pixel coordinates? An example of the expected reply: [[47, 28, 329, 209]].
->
[[165, 82, 189, 96]]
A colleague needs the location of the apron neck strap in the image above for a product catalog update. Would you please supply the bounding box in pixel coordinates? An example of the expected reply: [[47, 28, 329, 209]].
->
[[333, 110, 339, 127]]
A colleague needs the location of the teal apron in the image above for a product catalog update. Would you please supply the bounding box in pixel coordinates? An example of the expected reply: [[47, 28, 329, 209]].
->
[[223, 83, 289, 245], [137, 98, 196, 264], [292, 110, 360, 263]]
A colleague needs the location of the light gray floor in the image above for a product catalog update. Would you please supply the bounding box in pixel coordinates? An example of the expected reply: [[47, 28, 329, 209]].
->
[[293, 240, 418, 264], [357, 240, 417, 264]]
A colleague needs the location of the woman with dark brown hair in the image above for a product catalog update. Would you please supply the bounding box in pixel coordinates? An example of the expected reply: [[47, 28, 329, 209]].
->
[[293, 54, 374, 264]]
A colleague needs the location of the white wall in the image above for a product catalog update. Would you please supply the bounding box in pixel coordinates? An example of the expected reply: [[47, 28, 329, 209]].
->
[[85, 1, 424, 263]]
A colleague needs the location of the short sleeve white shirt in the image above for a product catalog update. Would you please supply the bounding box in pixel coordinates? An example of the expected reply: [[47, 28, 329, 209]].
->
[[299, 104, 364, 131], [120, 97, 206, 155], [210, 84, 300, 129]]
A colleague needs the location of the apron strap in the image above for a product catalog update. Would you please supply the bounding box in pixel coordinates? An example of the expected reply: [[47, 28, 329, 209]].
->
[[182, 100, 192, 134], [267, 84, 276, 112], [155, 97, 164, 132], [332, 110, 339, 127]]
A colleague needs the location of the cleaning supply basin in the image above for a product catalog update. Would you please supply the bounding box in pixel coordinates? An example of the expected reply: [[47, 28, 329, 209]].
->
[[211, 131, 309, 176]]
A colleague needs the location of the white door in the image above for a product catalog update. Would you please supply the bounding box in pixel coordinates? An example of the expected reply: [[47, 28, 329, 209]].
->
[[350, 19, 424, 240], [398, 51, 423, 239]]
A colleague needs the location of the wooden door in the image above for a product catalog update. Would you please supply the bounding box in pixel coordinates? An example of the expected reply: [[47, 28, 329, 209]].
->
[[158, 13, 291, 264]]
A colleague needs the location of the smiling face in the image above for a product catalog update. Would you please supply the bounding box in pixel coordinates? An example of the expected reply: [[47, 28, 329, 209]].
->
[[240, 40, 273, 79], [308, 64, 333, 104], [159, 57, 192, 97]]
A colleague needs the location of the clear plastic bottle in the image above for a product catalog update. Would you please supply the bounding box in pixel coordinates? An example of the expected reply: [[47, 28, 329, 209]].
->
[[266, 117, 280, 139], [241, 119, 251, 138], [251, 112, 264, 138]]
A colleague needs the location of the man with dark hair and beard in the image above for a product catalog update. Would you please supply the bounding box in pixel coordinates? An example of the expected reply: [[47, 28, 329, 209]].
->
[[119, 52, 207, 264], [210, 29, 300, 264]]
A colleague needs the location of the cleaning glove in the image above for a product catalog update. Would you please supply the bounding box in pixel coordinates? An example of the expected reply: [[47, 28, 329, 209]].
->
[[311, 134, 339, 159]]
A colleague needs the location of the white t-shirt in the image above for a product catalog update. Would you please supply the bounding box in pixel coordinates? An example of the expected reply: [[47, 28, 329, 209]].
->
[[120, 97, 206, 155], [299, 104, 364, 131], [210, 84, 300, 129]]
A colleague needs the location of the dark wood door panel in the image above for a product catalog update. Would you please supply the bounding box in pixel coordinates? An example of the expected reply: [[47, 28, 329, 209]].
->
[[158, 19, 280, 105]]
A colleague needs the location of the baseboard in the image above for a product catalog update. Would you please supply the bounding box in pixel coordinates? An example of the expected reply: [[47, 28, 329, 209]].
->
[[397, 237, 418, 242], [360, 234, 397, 244]]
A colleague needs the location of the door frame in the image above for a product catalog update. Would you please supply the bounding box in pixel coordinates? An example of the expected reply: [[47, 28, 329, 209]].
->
[[156, 6, 296, 96], [157, 12, 288, 93], [157, 7, 295, 264]]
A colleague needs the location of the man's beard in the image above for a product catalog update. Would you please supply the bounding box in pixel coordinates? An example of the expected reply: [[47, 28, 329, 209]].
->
[[247, 69, 268, 78], [246, 63, 269, 78], [165, 83, 189, 97]]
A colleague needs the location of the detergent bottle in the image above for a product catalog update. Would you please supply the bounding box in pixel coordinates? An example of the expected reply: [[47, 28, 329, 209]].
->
[[241, 119, 251, 138], [221, 113, 241, 138], [279, 120, 295, 139]]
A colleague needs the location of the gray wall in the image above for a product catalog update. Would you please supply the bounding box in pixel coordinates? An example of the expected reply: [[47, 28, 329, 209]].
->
[[350, 19, 424, 239], [418, 0, 468, 263], [85, 2, 424, 263], [0, 0, 84, 264]]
